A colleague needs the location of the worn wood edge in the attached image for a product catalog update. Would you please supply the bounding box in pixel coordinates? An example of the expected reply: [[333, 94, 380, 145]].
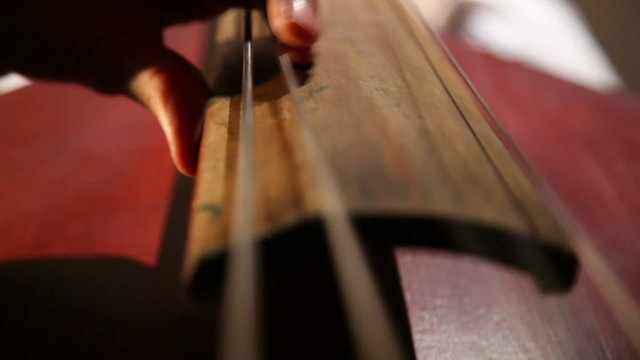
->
[[183, 97, 232, 281], [388, 0, 571, 252]]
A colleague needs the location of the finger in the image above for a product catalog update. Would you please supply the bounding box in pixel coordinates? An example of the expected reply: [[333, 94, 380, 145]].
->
[[128, 49, 209, 176], [76, 31, 209, 176], [267, 0, 318, 48]]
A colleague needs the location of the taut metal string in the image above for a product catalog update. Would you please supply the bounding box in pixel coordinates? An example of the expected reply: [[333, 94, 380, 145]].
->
[[278, 54, 406, 360], [218, 10, 408, 359], [218, 9, 260, 360]]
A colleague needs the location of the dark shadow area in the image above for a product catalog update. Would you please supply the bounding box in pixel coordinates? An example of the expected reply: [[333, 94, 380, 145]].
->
[[192, 216, 578, 359], [210, 36, 282, 96], [257, 224, 417, 359], [208, 35, 312, 97], [0, 175, 222, 360], [192, 220, 417, 359], [194, 216, 578, 298], [356, 217, 578, 292]]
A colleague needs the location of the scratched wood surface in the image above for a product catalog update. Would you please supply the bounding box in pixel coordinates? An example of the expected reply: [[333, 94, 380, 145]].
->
[[185, 0, 575, 290]]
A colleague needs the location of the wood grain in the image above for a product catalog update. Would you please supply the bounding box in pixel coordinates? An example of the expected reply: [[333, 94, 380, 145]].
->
[[185, 0, 576, 289]]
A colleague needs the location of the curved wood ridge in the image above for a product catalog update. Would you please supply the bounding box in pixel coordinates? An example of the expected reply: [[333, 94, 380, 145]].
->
[[184, 1, 577, 292]]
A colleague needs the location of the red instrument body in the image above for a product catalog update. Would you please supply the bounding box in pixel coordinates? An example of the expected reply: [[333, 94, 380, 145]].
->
[[0, 24, 638, 358]]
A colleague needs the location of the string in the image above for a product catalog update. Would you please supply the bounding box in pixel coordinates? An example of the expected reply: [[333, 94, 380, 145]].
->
[[278, 54, 406, 360], [217, 9, 260, 360]]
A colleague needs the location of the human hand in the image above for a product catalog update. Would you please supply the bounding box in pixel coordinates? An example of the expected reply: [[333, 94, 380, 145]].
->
[[0, 0, 318, 175]]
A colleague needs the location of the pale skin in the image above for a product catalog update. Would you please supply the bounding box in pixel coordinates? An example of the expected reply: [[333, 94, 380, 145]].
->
[[0, 0, 319, 176]]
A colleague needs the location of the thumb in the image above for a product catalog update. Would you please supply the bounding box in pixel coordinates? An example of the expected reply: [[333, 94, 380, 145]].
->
[[77, 31, 209, 176], [128, 48, 209, 177]]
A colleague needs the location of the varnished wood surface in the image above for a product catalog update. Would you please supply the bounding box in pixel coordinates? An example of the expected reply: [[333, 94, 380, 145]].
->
[[186, 0, 574, 290], [0, 12, 639, 360]]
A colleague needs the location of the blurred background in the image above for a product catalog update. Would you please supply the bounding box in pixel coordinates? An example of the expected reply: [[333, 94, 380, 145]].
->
[[414, 0, 637, 92]]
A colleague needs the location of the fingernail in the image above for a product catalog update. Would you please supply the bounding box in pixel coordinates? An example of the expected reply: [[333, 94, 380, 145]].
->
[[287, 0, 317, 34]]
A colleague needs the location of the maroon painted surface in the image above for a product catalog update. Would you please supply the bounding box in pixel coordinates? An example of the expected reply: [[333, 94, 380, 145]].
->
[[397, 249, 638, 359], [0, 23, 208, 265]]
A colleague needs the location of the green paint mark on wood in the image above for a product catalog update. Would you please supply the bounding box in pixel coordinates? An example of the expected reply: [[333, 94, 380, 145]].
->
[[197, 203, 223, 217]]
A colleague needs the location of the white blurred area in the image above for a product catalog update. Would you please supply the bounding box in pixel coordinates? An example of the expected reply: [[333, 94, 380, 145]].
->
[[0, 73, 31, 95], [410, 0, 624, 91]]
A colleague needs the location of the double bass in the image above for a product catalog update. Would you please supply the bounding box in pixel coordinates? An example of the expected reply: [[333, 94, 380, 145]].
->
[[184, 1, 577, 358]]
